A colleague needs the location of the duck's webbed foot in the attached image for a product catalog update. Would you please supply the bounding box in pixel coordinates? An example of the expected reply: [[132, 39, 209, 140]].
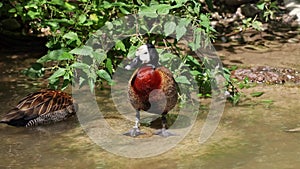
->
[[155, 128, 176, 137], [154, 114, 176, 137], [124, 127, 144, 137], [124, 110, 144, 137]]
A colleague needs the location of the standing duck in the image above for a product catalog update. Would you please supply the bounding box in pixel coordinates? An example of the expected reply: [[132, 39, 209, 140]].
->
[[125, 43, 178, 137], [0, 89, 78, 127]]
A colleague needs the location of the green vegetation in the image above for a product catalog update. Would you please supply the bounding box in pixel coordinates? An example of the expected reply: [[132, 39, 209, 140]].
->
[[0, 0, 281, 104]]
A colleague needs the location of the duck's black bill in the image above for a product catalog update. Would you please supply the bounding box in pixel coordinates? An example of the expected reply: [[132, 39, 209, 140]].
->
[[125, 56, 141, 70]]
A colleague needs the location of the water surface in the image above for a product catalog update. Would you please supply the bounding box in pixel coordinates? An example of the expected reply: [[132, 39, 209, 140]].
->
[[0, 43, 300, 168]]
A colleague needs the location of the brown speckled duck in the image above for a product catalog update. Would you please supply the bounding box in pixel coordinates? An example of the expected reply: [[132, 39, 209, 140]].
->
[[0, 90, 78, 127], [124, 44, 178, 137]]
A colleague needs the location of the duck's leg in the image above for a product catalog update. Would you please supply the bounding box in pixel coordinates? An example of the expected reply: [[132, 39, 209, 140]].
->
[[124, 110, 144, 137], [155, 113, 176, 137], [286, 127, 300, 132]]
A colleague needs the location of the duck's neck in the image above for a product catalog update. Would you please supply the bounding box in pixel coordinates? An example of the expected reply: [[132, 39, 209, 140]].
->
[[142, 63, 156, 69]]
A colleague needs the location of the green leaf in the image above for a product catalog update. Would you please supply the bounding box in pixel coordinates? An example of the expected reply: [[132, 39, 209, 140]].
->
[[112, 2, 129, 7], [179, 18, 191, 27], [88, 78, 95, 93], [37, 50, 74, 63], [0, 2, 3, 8], [61, 79, 70, 90], [97, 69, 112, 83], [79, 77, 85, 86], [69, 46, 93, 56], [160, 53, 177, 62], [113, 20, 122, 26], [71, 62, 90, 76], [190, 70, 201, 76], [48, 68, 66, 82], [49, 0, 63, 5], [164, 21, 176, 36], [261, 99, 273, 104], [154, 4, 172, 14], [140, 25, 149, 32], [187, 55, 201, 66], [23, 65, 44, 78], [242, 18, 252, 24], [176, 25, 186, 40], [37, 49, 65, 63], [8, 8, 16, 13], [127, 45, 138, 59], [92, 52, 106, 64], [270, 1, 278, 9], [105, 21, 113, 30], [229, 65, 238, 71], [175, 76, 191, 84], [83, 20, 93, 26], [115, 40, 126, 52], [119, 7, 130, 14], [88, 69, 97, 80], [175, 0, 188, 4], [58, 52, 74, 61], [200, 14, 210, 28], [27, 11, 39, 19], [252, 20, 263, 31], [257, 2, 265, 10], [63, 31, 78, 40], [78, 14, 87, 24], [250, 92, 264, 97], [139, 6, 157, 18], [46, 21, 59, 29], [63, 31, 81, 46], [63, 69, 71, 80], [49, 79, 60, 89], [106, 58, 113, 75], [102, 1, 112, 8], [189, 28, 202, 51], [64, 2, 76, 10], [70, 62, 90, 70]]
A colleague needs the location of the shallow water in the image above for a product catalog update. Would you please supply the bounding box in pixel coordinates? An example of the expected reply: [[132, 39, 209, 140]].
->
[[0, 43, 300, 168]]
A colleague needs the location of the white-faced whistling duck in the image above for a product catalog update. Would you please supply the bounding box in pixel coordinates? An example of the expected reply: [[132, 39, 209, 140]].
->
[[125, 43, 178, 137]]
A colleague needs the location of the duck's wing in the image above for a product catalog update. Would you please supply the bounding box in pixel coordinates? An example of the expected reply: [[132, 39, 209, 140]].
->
[[156, 67, 173, 77], [156, 66, 181, 94], [156, 67, 178, 88], [128, 68, 139, 87], [156, 67, 178, 112]]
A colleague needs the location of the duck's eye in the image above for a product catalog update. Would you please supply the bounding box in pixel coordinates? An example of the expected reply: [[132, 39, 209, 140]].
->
[[144, 52, 148, 54]]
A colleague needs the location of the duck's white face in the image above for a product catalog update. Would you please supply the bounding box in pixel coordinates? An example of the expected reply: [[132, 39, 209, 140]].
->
[[135, 44, 150, 64]]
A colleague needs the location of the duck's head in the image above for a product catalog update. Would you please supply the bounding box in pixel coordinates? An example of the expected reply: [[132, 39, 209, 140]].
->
[[125, 43, 159, 70]]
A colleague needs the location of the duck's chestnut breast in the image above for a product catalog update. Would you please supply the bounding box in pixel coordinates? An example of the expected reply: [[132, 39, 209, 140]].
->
[[132, 66, 162, 95]]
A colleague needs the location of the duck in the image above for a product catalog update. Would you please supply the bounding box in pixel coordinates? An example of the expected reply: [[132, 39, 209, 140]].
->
[[0, 89, 78, 127], [124, 43, 178, 137]]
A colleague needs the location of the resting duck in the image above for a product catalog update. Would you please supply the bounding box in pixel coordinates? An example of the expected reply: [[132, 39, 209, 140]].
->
[[125, 43, 178, 137], [0, 89, 78, 127]]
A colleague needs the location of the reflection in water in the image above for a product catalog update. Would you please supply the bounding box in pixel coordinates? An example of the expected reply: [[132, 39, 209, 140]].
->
[[0, 121, 94, 168]]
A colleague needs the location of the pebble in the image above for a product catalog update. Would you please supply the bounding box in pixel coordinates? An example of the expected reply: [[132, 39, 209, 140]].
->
[[231, 66, 300, 84]]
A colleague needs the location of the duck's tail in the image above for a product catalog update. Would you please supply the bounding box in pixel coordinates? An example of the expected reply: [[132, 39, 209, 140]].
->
[[0, 108, 29, 126]]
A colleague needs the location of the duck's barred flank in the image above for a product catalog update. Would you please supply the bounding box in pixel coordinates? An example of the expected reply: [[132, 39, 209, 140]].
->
[[25, 104, 77, 127]]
